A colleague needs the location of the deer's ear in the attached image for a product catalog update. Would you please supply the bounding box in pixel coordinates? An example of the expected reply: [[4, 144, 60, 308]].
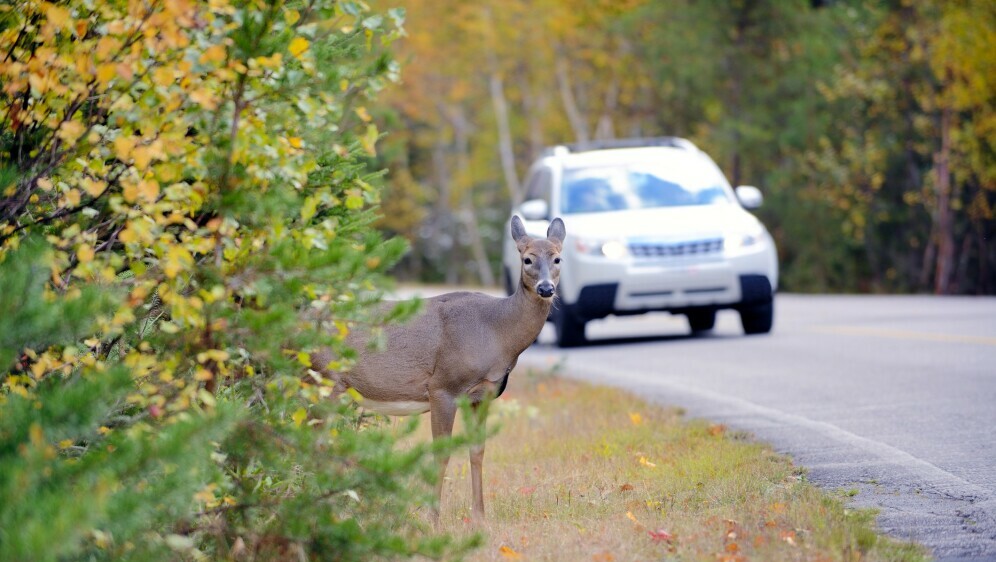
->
[[547, 217, 566, 247], [511, 216, 530, 249]]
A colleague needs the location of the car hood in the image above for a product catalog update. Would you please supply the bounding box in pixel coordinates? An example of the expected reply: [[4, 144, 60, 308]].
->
[[534, 206, 763, 242]]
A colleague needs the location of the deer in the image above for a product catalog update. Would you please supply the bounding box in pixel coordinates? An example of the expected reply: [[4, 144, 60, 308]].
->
[[310, 216, 565, 522]]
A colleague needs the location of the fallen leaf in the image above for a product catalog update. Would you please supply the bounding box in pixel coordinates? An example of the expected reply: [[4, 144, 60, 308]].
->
[[648, 528, 673, 543], [708, 423, 727, 437], [498, 545, 522, 559]]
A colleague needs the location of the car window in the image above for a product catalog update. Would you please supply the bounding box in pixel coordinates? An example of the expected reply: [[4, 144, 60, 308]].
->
[[524, 167, 552, 202], [560, 160, 732, 214]]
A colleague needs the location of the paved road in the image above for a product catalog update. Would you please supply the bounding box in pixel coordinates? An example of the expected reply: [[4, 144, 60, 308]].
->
[[515, 295, 996, 562]]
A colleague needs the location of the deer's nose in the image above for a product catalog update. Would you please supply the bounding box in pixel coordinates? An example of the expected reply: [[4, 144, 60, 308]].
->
[[536, 281, 555, 298]]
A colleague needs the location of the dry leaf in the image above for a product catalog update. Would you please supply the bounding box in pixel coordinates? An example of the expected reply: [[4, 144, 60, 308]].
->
[[648, 528, 673, 543], [498, 545, 522, 559]]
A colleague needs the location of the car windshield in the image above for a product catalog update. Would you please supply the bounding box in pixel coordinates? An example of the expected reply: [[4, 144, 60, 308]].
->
[[560, 161, 732, 214]]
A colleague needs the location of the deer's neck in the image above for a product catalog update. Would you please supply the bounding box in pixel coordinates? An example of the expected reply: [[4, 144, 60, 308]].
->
[[498, 281, 553, 356]]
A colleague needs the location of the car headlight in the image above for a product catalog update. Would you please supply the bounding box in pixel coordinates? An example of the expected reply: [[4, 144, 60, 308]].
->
[[575, 237, 629, 258], [726, 227, 765, 251]]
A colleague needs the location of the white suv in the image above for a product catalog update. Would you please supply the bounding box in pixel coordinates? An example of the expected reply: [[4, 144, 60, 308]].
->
[[502, 138, 778, 347]]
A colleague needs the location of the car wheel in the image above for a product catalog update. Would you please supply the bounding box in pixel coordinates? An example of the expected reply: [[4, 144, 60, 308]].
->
[[554, 305, 586, 347], [739, 301, 773, 335], [503, 266, 514, 296], [686, 309, 716, 333]]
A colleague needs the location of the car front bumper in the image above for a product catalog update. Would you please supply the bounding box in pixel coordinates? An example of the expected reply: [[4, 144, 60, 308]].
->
[[559, 245, 775, 319]]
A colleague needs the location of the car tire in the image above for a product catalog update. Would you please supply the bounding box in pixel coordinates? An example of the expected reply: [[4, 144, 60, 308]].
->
[[554, 305, 586, 347], [739, 301, 773, 335], [686, 309, 716, 333]]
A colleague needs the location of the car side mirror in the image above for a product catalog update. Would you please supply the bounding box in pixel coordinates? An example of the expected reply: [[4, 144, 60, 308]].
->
[[520, 198, 550, 221], [735, 186, 763, 210]]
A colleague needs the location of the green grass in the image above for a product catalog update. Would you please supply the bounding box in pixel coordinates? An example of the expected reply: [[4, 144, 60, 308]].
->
[[421, 369, 930, 562]]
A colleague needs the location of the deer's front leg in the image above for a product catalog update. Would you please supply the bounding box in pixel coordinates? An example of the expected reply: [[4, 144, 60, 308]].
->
[[429, 391, 457, 524], [469, 399, 490, 520]]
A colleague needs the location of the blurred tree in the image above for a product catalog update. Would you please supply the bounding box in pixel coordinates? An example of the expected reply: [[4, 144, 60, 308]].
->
[[378, 0, 995, 294], [0, 0, 475, 559]]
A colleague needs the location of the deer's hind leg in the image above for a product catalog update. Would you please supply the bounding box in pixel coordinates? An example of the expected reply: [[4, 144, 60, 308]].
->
[[469, 399, 490, 520], [429, 390, 458, 524]]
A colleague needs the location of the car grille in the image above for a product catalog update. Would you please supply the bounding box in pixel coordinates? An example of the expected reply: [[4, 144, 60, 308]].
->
[[628, 238, 724, 258]]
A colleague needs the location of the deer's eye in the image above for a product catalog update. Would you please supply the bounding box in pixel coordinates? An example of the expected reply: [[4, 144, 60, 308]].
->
[[523, 257, 532, 265], [554, 257, 561, 264]]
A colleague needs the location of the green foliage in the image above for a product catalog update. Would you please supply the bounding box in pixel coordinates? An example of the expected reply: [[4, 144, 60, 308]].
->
[[0, 238, 114, 369], [1, 0, 472, 560]]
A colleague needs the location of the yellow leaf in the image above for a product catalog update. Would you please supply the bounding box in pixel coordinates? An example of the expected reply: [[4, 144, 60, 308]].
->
[[45, 5, 71, 29], [95, 37, 121, 60], [344, 192, 363, 210], [287, 136, 303, 149], [37, 177, 53, 191], [96, 63, 116, 86], [132, 145, 153, 170], [82, 177, 106, 197], [297, 351, 311, 367], [498, 546, 522, 560], [629, 412, 643, 426], [355, 106, 371, 122], [65, 188, 81, 207], [152, 66, 175, 88], [199, 44, 227, 65], [77, 244, 95, 263], [57, 121, 85, 143], [639, 456, 656, 468], [163, 245, 193, 278], [300, 195, 318, 222], [288, 37, 309, 58], [189, 88, 218, 110], [292, 408, 307, 427], [58, 439, 74, 449], [113, 136, 135, 161], [284, 9, 300, 25], [360, 123, 378, 156]]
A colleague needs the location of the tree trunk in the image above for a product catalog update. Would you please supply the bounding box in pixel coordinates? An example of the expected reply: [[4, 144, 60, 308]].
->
[[933, 103, 955, 294], [430, 123, 458, 285], [555, 53, 589, 144], [594, 72, 619, 140], [448, 104, 496, 286], [520, 69, 545, 161], [489, 70, 522, 206]]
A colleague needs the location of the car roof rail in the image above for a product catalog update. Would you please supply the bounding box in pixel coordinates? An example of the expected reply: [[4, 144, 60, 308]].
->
[[542, 137, 697, 156]]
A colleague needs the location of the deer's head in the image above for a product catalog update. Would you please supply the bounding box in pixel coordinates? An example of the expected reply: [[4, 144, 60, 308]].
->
[[511, 216, 566, 299]]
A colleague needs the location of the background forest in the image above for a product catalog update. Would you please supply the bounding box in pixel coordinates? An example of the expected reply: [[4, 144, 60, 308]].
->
[[375, 0, 996, 295]]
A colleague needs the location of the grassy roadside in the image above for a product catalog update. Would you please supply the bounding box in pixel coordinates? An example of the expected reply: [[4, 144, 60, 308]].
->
[[427, 368, 929, 562]]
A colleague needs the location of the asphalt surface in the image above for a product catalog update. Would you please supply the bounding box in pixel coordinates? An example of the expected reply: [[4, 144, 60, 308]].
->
[[514, 294, 996, 561]]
